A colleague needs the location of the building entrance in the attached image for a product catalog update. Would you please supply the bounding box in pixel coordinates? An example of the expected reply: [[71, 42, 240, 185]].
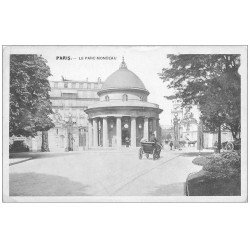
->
[[122, 129, 130, 146], [121, 117, 131, 146]]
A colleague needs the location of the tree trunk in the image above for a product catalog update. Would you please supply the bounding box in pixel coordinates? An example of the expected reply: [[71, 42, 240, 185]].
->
[[41, 131, 50, 152], [218, 125, 221, 153]]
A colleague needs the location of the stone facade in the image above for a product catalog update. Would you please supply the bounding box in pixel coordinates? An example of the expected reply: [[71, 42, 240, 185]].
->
[[47, 77, 103, 151], [85, 58, 163, 148]]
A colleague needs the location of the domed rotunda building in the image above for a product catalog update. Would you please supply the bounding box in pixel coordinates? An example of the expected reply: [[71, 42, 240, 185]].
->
[[85, 58, 163, 148]]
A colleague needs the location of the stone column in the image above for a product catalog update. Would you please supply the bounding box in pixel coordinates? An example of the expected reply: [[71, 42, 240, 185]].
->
[[116, 117, 122, 147], [88, 119, 93, 148], [93, 118, 98, 147], [131, 117, 137, 147], [144, 117, 149, 141], [85, 129, 89, 150], [102, 117, 108, 147], [153, 118, 158, 138], [156, 118, 160, 141]]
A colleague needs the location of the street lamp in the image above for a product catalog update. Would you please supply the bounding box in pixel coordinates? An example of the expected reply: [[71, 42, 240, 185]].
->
[[64, 114, 75, 152], [98, 120, 102, 146], [173, 113, 180, 149]]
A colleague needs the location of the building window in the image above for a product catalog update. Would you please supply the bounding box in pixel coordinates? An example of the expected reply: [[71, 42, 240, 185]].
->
[[54, 82, 58, 88], [61, 93, 77, 98], [105, 95, 109, 101], [94, 83, 98, 89], [79, 83, 84, 89], [64, 83, 68, 88], [71, 83, 76, 88], [122, 94, 128, 101], [60, 135, 65, 148], [87, 83, 91, 89]]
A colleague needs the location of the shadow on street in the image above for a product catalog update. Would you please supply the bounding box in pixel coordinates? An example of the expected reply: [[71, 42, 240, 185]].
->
[[9, 151, 80, 161], [10, 172, 89, 196]]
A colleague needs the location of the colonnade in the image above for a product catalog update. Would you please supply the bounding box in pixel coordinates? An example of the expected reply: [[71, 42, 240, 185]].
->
[[88, 116, 159, 148]]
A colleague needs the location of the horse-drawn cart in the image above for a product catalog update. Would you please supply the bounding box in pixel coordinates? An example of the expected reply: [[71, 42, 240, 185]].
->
[[139, 142, 161, 160]]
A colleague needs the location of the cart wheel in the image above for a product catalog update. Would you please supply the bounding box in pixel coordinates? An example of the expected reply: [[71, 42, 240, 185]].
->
[[146, 153, 149, 159], [139, 148, 143, 159], [153, 149, 156, 160]]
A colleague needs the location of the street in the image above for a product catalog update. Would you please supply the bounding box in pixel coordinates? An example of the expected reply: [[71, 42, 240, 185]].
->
[[9, 147, 203, 196]]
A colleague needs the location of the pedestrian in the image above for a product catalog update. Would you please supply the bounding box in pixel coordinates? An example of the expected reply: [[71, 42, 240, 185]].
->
[[169, 141, 173, 150]]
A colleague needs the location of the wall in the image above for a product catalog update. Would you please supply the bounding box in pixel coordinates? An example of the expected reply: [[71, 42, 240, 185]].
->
[[42, 80, 101, 152], [99, 90, 148, 102]]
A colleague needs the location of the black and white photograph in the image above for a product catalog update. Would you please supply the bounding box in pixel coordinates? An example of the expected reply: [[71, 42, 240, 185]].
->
[[1, 0, 250, 249], [2, 45, 247, 202]]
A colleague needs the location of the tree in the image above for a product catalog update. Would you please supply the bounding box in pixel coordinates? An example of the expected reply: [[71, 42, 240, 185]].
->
[[10, 54, 54, 151], [159, 55, 241, 151]]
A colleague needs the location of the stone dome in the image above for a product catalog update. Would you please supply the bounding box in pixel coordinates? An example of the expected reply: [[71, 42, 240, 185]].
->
[[98, 58, 149, 95]]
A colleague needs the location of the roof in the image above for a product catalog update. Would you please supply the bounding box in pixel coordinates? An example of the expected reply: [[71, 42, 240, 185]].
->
[[85, 100, 160, 110], [99, 58, 149, 94], [85, 100, 163, 117]]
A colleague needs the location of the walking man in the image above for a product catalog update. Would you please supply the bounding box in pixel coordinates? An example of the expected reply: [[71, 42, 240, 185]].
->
[[169, 141, 173, 150]]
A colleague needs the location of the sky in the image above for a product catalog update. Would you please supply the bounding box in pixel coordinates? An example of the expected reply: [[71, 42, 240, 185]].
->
[[36, 46, 175, 126], [7, 45, 245, 126]]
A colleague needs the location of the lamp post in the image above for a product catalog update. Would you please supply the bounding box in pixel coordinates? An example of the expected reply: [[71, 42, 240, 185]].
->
[[173, 114, 180, 149], [64, 114, 74, 151], [98, 120, 102, 146]]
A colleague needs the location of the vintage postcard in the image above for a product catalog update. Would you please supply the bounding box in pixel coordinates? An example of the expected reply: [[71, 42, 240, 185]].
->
[[2, 45, 248, 202]]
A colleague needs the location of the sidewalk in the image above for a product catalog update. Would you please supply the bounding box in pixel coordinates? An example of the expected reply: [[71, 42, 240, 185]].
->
[[9, 157, 32, 166]]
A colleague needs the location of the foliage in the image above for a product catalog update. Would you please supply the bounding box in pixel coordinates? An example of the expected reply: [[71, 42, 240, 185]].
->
[[9, 141, 30, 153], [159, 55, 241, 138], [192, 155, 212, 166], [193, 151, 241, 177], [10, 54, 54, 138], [199, 72, 240, 137]]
